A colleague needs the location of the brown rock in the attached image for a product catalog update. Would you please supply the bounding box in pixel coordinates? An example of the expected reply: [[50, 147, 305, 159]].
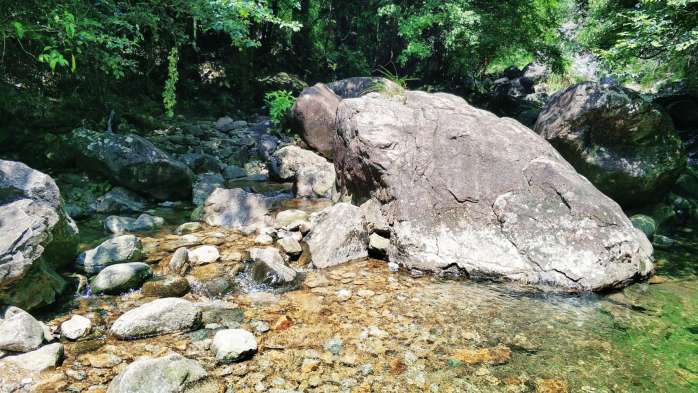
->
[[452, 345, 512, 365]]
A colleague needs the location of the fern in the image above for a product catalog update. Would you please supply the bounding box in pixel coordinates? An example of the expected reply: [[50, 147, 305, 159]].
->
[[264, 90, 295, 126]]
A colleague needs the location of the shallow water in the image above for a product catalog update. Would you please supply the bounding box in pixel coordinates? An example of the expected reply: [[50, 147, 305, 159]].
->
[[35, 206, 698, 392]]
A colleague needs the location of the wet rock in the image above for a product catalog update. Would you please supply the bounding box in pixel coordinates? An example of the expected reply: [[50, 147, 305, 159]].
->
[[179, 153, 223, 174], [368, 233, 389, 256], [80, 352, 123, 369], [200, 304, 244, 328], [275, 209, 309, 228], [167, 247, 189, 275], [68, 128, 193, 201], [110, 298, 201, 339], [212, 329, 257, 363], [76, 235, 143, 275], [630, 214, 657, 239], [193, 172, 225, 206], [249, 247, 299, 288], [305, 203, 369, 269], [90, 187, 147, 214], [107, 354, 207, 393], [60, 315, 91, 340], [451, 345, 512, 365], [334, 90, 654, 291], [142, 276, 190, 298], [0, 160, 79, 310], [535, 378, 570, 393], [0, 306, 45, 352], [90, 262, 152, 295], [534, 82, 686, 207], [202, 188, 271, 230], [175, 222, 202, 235], [277, 237, 302, 257], [189, 245, 220, 265], [104, 214, 164, 234], [324, 338, 343, 355], [1, 343, 63, 372], [269, 146, 336, 199]]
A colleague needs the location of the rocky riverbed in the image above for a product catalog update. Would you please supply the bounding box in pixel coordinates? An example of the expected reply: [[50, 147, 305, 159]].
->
[[0, 202, 696, 392]]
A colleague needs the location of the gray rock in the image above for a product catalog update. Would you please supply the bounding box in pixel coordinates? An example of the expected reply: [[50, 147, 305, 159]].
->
[[90, 187, 147, 214], [222, 165, 246, 180], [193, 172, 225, 206], [179, 153, 223, 174], [60, 315, 91, 340], [215, 116, 236, 132], [275, 209, 309, 228], [0, 306, 45, 352], [291, 84, 341, 158], [368, 233, 390, 256], [211, 329, 257, 363], [167, 248, 189, 276], [334, 90, 654, 291], [202, 188, 271, 230], [188, 245, 220, 265], [105, 214, 164, 234], [534, 82, 686, 207], [110, 298, 201, 339], [304, 203, 369, 269], [2, 343, 63, 372], [175, 222, 201, 235], [269, 146, 336, 199], [277, 237, 302, 257], [359, 199, 389, 235], [76, 235, 143, 275], [249, 247, 299, 287], [90, 262, 152, 295], [68, 128, 193, 201], [254, 233, 274, 245], [107, 354, 207, 393], [0, 160, 79, 310]]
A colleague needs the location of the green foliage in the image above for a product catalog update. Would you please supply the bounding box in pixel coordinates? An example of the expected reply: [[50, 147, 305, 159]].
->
[[163, 48, 180, 118], [264, 90, 296, 126], [579, 0, 698, 89]]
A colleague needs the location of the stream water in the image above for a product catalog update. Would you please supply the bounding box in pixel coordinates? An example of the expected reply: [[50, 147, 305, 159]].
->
[[30, 200, 698, 393]]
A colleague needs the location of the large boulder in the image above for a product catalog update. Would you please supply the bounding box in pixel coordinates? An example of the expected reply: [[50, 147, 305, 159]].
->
[[291, 77, 402, 159], [0, 160, 79, 310], [68, 128, 193, 201], [304, 203, 369, 269], [269, 145, 336, 199], [107, 354, 207, 393], [202, 188, 271, 230], [291, 84, 341, 158], [334, 90, 654, 291], [534, 82, 686, 207]]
